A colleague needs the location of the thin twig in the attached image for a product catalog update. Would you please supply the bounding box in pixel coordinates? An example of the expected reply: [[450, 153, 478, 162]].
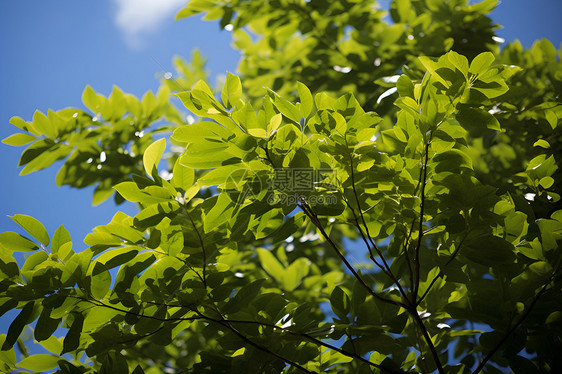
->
[[413, 142, 430, 297], [299, 199, 406, 309], [342, 196, 385, 270], [416, 230, 471, 306], [196, 307, 317, 374], [223, 319, 406, 373], [184, 208, 207, 288], [472, 275, 554, 374], [68, 295, 202, 323], [345, 139, 411, 304]]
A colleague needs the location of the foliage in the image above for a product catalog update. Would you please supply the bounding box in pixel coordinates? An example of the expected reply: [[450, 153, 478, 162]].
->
[[1, 0, 562, 373]]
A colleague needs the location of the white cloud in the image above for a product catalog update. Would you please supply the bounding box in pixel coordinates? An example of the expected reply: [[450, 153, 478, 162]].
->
[[114, 0, 186, 48]]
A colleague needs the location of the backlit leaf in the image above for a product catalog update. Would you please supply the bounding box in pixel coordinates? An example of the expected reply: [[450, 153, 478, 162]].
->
[[469, 52, 495, 76], [456, 107, 501, 131], [0, 232, 40, 252], [9, 214, 49, 247], [221, 71, 242, 109], [1, 133, 37, 146], [143, 138, 166, 177], [17, 354, 60, 372], [297, 82, 314, 118]]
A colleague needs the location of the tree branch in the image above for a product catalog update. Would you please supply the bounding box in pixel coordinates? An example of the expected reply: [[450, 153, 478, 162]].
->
[[223, 319, 406, 373], [472, 275, 554, 374], [416, 230, 470, 306], [345, 140, 411, 304], [409, 306, 445, 374], [299, 199, 407, 308], [192, 307, 317, 374]]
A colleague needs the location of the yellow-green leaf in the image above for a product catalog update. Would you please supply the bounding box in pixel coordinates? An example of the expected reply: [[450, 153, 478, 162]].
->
[[143, 138, 166, 177], [9, 214, 49, 247], [2, 133, 37, 146], [470, 52, 495, 76], [18, 354, 60, 372]]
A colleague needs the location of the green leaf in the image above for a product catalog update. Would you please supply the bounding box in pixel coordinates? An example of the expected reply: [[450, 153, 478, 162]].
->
[[511, 261, 552, 300], [432, 149, 473, 173], [268, 113, 283, 135], [468, 0, 498, 13], [545, 110, 558, 129], [0, 231, 40, 252], [266, 88, 301, 123], [18, 143, 72, 176], [172, 121, 233, 143], [198, 163, 249, 187], [396, 75, 415, 98], [9, 214, 50, 247], [143, 138, 166, 177], [38, 335, 63, 355], [83, 232, 122, 247], [0, 335, 16, 370], [540, 176, 554, 189], [17, 354, 61, 372], [114, 182, 170, 205], [297, 82, 314, 118], [419, 56, 448, 86], [533, 139, 550, 148], [32, 110, 56, 138], [456, 107, 501, 131], [82, 86, 103, 113], [9, 116, 31, 131], [2, 133, 37, 146], [469, 52, 495, 76], [331, 286, 351, 320], [95, 247, 139, 270], [113, 182, 146, 203], [179, 143, 238, 169], [92, 187, 114, 206], [172, 159, 195, 190], [62, 314, 84, 354], [35, 308, 61, 342], [2, 302, 35, 351], [283, 258, 310, 291], [21, 251, 49, 275], [51, 225, 71, 255], [90, 265, 111, 299], [448, 51, 469, 77], [461, 235, 516, 265], [175, 0, 217, 20], [223, 279, 265, 314], [221, 71, 242, 109], [257, 248, 285, 283], [203, 193, 234, 231]]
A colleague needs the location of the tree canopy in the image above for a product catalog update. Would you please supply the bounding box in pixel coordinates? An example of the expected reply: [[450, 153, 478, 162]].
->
[[1, 0, 562, 373]]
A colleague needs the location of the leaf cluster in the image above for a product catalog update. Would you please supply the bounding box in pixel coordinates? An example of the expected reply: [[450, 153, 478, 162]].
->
[[1, 1, 562, 373]]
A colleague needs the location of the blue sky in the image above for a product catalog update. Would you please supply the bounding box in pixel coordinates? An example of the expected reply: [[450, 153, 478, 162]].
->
[[0, 0, 561, 342]]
